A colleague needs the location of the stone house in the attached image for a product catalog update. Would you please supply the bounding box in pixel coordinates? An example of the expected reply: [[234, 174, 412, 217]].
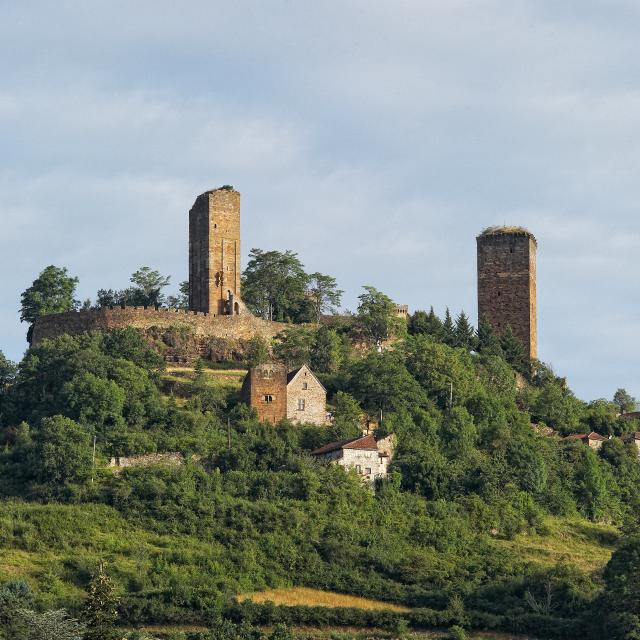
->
[[241, 363, 329, 425], [311, 434, 396, 484], [564, 432, 607, 450]]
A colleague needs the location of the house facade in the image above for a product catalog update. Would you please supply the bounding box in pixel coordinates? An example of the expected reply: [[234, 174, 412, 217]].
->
[[564, 432, 607, 450], [311, 434, 396, 484], [241, 363, 329, 425]]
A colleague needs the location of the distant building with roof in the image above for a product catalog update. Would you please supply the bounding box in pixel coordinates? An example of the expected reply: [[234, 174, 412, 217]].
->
[[563, 432, 607, 450], [241, 363, 329, 425], [311, 434, 396, 484], [622, 432, 640, 458]]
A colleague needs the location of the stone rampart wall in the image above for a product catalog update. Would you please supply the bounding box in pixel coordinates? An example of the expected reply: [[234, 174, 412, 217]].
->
[[32, 307, 285, 346]]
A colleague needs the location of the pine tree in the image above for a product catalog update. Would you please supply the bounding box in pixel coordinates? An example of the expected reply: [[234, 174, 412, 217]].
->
[[442, 308, 455, 346], [408, 307, 443, 340], [477, 317, 503, 357], [454, 311, 476, 350], [500, 325, 529, 375], [82, 563, 119, 640]]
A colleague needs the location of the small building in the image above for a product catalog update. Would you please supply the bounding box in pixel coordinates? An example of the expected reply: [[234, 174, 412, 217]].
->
[[563, 432, 607, 450], [311, 434, 396, 484], [241, 363, 329, 425], [395, 304, 409, 319], [621, 412, 640, 422]]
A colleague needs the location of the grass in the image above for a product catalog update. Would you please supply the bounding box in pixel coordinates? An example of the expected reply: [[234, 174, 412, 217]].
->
[[496, 516, 618, 573], [161, 365, 247, 399], [238, 587, 411, 612], [478, 225, 533, 238]]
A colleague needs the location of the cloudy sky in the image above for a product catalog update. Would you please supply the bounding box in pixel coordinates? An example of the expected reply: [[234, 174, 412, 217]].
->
[[1, 1, 639, 400]]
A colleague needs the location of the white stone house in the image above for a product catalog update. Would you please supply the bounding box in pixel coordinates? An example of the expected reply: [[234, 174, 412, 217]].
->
[[311, 434, 396, 484]]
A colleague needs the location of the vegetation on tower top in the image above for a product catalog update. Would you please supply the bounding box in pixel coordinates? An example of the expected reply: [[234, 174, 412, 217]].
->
[[478, 225, 536, 241]]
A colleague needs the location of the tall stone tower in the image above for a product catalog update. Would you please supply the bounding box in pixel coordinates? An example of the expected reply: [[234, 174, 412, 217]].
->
[[476, 226, 537, 359], [189, 187, 242, 316]]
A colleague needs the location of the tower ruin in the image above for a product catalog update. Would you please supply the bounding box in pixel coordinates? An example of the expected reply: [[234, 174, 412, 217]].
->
[[189, 187, 242, 316], [476, 226, 537, 359]]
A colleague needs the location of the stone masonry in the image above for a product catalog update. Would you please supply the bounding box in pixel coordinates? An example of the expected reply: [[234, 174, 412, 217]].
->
[[189, 187, 243, 316], [240, 363, 288, 424], [286, 364, 329, 425], [477, 227, 537, 359]]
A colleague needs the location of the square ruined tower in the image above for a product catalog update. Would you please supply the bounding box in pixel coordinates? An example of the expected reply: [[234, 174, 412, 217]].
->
[[189, 187, 242, 316], [477, 226, 537, 359]]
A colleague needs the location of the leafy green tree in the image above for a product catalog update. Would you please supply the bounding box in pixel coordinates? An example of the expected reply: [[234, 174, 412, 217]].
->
[[454, 311, 476, 350], [576, 448, 608, 521], [330, 391, 362, 440], [16, 609, 85, 640], [307, 272, 343, 321], [404, 335, 479, 410], [82, 563, 120, 640], [0, 351, 16, 395], [581, 399, 620, 436], [0, 580, 33, 625], [408, 307, 443, 339], [97, 267, 171, 308], [533, 381, 584, 433], [356, 286, 402, 344], [440, 406, 477, 458], [347, 351, 427, 414], [102, 327, 165, 375], [245, 335, 270, 367], [601, 535, 640, 639], [614, 388, 636, 415], [31, 415, 92, 488], [166, 280, 190, 309], [272, 326, 315, 368], [20, 266, 79, 336], [310, 326, 342, 373], [242, 249, 310, 321]]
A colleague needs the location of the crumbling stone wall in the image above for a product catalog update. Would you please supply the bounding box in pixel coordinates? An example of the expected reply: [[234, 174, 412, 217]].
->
[[31, 307, 285, 362], [108, 452, 186, 473], [477, 230, 537, 359]]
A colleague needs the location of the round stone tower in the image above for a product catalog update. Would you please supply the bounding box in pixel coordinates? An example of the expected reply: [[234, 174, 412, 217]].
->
[[476, 226, 537, 359]]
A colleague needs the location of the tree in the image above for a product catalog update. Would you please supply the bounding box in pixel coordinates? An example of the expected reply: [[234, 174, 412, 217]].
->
[[576, 448, 608, 522], [166, 280, 190, 309], [307, 273, 343, 322], [20, 265, 79, 333], [272, 326, 315, 368], [442, 308, 455, 345], [614, 388, 636, 415], [330, 391, 362, 440], [31, 415, 92, 488], [500, 325, 529, 375], [97, 267, 171, 308], [17, 609, 86, 640], [356, 286, 401, 345], [408, 307, 443, 340], [454, 311, 476, 350], [242, 249, 310, 322], [476, 318, 503, 357], [440, 406, 477, 458], [0, 351, 17, 390], [310, 326, 342, 373], [82, 563, 120, 640], [245, 335, 270, 367], [129, 266, 171, 306], [601, 535, 640, 639]]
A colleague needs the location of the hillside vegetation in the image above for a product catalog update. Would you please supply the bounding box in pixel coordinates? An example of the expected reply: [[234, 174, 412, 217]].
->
[[2, 282, 640, 639]]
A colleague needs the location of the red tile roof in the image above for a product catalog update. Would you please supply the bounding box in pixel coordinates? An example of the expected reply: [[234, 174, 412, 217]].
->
[[564, 432, 607, 442], [311, 434, 379, 456], [622, 412, 640, 421], [622, 432, 640, 442]]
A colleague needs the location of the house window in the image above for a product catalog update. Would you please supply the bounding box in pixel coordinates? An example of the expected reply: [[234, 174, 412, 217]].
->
[[263, 370, 273, 380], [302, 382, 308, 390], [355, 464, 362, 474], [298, 398, 306, 411], [263, 395, 274, 403], [365, 468, 372, 475]]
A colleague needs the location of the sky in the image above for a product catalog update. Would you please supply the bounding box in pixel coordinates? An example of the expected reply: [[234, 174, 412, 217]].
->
[[1, 0, 639, 401]]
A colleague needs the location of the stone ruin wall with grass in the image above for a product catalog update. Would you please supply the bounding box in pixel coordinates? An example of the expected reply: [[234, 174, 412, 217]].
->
[[31, 307, 286, 363]]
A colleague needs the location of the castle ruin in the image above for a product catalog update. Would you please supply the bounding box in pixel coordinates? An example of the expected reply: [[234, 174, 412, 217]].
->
[[477, 226, 537, 359]]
